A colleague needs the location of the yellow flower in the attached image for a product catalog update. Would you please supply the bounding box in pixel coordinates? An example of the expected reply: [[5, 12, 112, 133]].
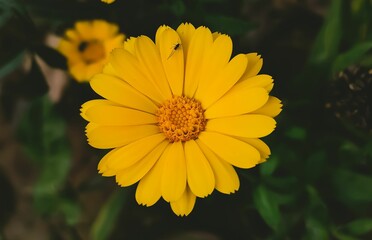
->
[[57, 20, 125, 82], [101, 0, 115, 3], [81, 23, 282, 216]]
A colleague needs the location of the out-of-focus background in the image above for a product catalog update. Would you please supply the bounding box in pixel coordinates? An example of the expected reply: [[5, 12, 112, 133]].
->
[[1, 0, 372, 239]]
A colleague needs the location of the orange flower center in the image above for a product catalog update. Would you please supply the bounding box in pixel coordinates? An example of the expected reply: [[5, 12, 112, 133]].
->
[[79, 41, 106, 63], [156, 96, 206, 142]]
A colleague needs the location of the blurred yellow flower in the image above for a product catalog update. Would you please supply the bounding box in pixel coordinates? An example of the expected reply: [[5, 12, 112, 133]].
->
[[101, 0, 115, 3], [81, 23, 282, 216], [57, 20, 125, 82]]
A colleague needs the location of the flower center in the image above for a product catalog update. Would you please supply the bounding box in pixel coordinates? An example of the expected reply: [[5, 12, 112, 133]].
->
[[79, 40, 106, 63], [156, 96, 206, 142]]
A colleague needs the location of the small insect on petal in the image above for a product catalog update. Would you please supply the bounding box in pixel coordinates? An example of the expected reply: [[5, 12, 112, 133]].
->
[[167, 43, 182, 60]]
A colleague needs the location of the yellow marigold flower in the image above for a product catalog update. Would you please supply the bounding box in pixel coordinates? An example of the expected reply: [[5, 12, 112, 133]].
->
[[57, 20, 125, 82], [81, 23, 282, 216], [101, 0, 115, 3]]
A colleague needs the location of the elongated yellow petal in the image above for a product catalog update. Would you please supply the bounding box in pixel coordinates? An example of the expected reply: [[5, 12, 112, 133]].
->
[[200, 54, 247, 108], [115, 141, 168, 186], [170, 186, 196, 216], [205, 87, 268, 119], [237, 74, 273, 92], [197, 140, 239, 194], [123, 37, 137, 54], [90, 74, 157, 113], [75, 21, 93, 39], [84, 102, 157, 126], [87, 125, 160, 149], [106, 133, 165, 169], [98, 148, 119, 175], [195, 34, 232, 99], [184, 26, 213, 97], [239, 53, 263, 81], [206, 114, 276, 138], [176, 23, 196, 62], [135, 146, 168, 206], [238, 138, 271, 163], [158, 28, 184, 96], [81, 99, 106, 120], [198, 132, 260, 168], [252, 96, 283, 117], [161, 142, 187, 202], [110, 48, 165, 104], [184, 140, 215, 197], [155, 25, 170, 46], [135, 36, 172, 99]]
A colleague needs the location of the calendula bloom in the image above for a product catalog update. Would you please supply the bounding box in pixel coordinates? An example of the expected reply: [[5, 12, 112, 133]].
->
[[81, 23, 282, 216], [101, 0, 115, 3], [57, 20, 125, 82]]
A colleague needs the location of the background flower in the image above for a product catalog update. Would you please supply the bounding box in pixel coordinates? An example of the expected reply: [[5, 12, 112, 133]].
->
[[81, 23, 282, 216], [57, 20, 125, 82]]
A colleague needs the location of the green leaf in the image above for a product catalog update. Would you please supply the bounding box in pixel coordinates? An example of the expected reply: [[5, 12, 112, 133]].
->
[[304, 186, 330, 240], [331, 168, 372, 204], [260, 155, 278, 176], [17, 96, 74, 223], [253, 185, 281, 232], [308, 0, 343, 65], [59, 199, 81, 226], [343, 218, 372, 236], [305, 150, 326, 182], [285, 126, 307, 140], [91, 189, 128, 240], [332, 41, 372, 74]]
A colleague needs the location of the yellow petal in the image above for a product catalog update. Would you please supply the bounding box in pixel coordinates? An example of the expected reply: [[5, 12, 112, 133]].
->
[[103, 34, 125, 55], [239, 53, 263, 81], [199, 54, 247, 108], [115, 141, 168, 187], [123, 37, 137, 54], [237, 74, 273, 92], [176, 23, 196, 62], [195, 34, 232, 100], [184, 26, 213, 97], [135, 36, 172, 99], [158, 28, 184, 96], [98, 148, 119, 175], [110, 48, 165, 104], [90, 74, 157, 113], [198, 132, 260, 168], [206, 114, 276, 138], [135, 146, 167, 207], [238, 138, 271, 163], [81, 99, 106, 121], [155, 25, 170, 45], [170, 186, 196, 216], [184, 140, 215, 197], [65, 29, 80, 41], [83, 100, 156, 125], [161, 142, 187, 202], [106, 133, 165, 169], [87, 125, 160, 149], [205, 87, 268, 119], [252, 96, 283, 117], [197, 140, 239, 194], [75, 21, 93, 40], [102, 63, 117, 76]]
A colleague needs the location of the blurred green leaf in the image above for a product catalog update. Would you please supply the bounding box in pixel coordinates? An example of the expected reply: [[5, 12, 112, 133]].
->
[[305, 150, 326, 182], [285, 126, 307, 140], [331, 168, 372, 204], [91, 189, 128, 240], [343, 218, 372, 236], [332, 41, 372, 74], [308, 0, 343, 65], [59, 199, 81, 226], [17, 96, 75, 223], [169, 0, 186, 17], [260, 155, 278, 176], [0, 50, 24, 79], [304, 186, 330, 240], [205, 15, 253, 36], [253, 185, 281, 232]]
